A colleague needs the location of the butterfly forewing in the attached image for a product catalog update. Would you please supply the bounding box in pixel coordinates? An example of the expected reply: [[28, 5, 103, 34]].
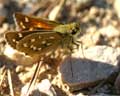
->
[[16, 32, 62, 56], [14, 13, 61, 30]]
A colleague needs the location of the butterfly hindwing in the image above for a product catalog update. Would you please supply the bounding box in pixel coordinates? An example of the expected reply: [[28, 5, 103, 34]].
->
[[15, 31, 62, 56]]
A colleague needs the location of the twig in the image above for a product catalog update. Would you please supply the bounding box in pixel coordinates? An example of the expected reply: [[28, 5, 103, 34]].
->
[[7, 69, 15, 96], [48, 0, 67, 20], [25, 58, 43, 96], [0, 66, 6, 87]]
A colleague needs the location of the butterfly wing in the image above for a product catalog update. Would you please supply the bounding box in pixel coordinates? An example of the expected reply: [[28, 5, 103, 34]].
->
[[15, 32, 62, 56], [14, 13, 62, 30], [5, 30, 55, 49]]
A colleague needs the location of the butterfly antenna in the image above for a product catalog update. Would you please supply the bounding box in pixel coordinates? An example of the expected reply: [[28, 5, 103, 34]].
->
[[80, 42, 85, 58], [76, 41, 85, 58]]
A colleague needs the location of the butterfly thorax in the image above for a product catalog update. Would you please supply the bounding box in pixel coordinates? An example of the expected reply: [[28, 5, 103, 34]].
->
[[53, 22, 80, 37]]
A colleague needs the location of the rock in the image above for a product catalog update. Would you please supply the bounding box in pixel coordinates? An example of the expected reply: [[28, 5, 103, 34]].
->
[[80, 27, 100, 48], [4, 45, 40, 66], [98, 25, 120, 38], [114, 72, 120, 94], [75, 46, 120, 65], [60, 46, 119, 91]]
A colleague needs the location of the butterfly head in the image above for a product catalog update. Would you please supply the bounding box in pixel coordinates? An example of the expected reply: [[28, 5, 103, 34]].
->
[[68, 22, 82, 39], [70, 23, 79, 33]]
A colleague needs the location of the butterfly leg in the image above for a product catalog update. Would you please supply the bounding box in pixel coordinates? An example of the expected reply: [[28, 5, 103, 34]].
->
[[73, 40, 85, 58], [77, 41, 85, 58]]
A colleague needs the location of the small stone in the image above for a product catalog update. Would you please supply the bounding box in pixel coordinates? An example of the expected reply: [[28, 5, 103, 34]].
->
[[79, 46, 120, 65], [114, 0, 120, 18], [21, 79, 56, 96], [80, 27, 100, 48], [98, 25, 120, 38], [4, 45, 39, 66]]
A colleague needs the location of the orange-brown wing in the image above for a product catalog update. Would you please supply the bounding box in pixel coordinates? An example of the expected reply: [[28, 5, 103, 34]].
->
[[14, 13, 61, 31]]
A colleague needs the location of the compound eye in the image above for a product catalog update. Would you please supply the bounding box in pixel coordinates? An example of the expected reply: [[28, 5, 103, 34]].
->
[[71, 30, 77, 35]]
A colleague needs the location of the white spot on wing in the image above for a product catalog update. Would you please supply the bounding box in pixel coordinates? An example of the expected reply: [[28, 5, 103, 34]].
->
[[23, 43, 28, 47], [12, 39, 16, 42], [30, 45, 34, 48], [18, 33, 23, 38], [25, 17, 29, 22], [32, 46, 37, 50], [49, 36, 55, 39], [38, 36, 41, 39], [38, 47, 42, 51], [30, 45, 37, 50], [46, 43, 52, 46], [30, 39, 35, 42], [41, 41, 46, 44], [20, 22, 26, 29]]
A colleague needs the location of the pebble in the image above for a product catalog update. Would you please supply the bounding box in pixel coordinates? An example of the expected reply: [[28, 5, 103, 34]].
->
[[114, 0, 120, 18], [4, 45, 40, 66], [21, 79, 56, 96], [98, 25, 120, 38]]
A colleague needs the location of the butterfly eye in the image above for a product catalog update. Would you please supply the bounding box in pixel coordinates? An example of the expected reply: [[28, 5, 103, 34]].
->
[[71, 30, 77, 35]]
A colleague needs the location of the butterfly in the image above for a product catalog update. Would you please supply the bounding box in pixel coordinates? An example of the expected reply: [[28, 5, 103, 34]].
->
[[5, 13, 83, 96], [5, 13, 82, 57]]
